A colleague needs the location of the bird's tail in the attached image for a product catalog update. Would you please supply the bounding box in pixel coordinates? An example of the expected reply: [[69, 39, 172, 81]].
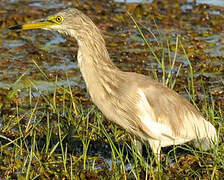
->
[[193, 121, 217, 151]]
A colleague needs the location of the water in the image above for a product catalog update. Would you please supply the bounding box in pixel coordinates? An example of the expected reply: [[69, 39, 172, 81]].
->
[[195, 0, 224, 7], [0, 0, 223, 100], [115, 0, 224, 7], [115, 0, 153, 3]]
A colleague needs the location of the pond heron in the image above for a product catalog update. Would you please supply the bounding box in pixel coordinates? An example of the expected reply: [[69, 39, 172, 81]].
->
[[9, 8, 217, 157]]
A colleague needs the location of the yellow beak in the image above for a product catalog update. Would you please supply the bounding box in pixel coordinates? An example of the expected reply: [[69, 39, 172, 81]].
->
[[9, 20, 54, 30]]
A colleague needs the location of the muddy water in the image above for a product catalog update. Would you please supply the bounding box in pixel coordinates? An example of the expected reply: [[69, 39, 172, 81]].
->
[[0, 0, 223, 177], [116, 0, 224, 7], [0, 0, 223, 105]]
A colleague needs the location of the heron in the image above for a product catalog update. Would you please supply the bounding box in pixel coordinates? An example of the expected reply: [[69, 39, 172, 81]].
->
[[9, 8, 217, 158]]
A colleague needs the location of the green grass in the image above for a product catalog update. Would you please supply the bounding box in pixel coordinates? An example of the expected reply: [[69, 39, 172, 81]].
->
[[0, 18, 223, 179]]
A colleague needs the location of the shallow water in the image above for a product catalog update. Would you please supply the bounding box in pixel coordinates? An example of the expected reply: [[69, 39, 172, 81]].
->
[[0, 0, 223, 178], [0, 0, 223, 98], [115, 0, 224, 7]]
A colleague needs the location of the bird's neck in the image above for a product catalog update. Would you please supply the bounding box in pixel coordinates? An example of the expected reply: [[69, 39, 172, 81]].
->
[[77, 33, 122, 103]]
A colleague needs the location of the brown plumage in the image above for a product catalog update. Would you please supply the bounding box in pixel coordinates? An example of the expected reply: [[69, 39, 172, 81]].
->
[[9, 8, 217, 156]]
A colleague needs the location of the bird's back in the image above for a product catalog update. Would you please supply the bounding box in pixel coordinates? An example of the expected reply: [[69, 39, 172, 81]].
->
[[111, 71, 217, 149]]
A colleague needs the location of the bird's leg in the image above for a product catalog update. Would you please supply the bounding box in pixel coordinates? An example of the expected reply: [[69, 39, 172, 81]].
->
[[132, 137, 143, 155], [149, 140, 161, 163]]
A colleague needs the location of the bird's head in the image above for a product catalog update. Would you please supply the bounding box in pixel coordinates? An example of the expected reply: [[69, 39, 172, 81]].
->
[[9, 8, 99, 41]]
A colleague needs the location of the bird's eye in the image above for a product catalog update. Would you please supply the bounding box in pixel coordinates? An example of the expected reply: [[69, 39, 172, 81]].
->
[[56, 16, 63, 23]]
